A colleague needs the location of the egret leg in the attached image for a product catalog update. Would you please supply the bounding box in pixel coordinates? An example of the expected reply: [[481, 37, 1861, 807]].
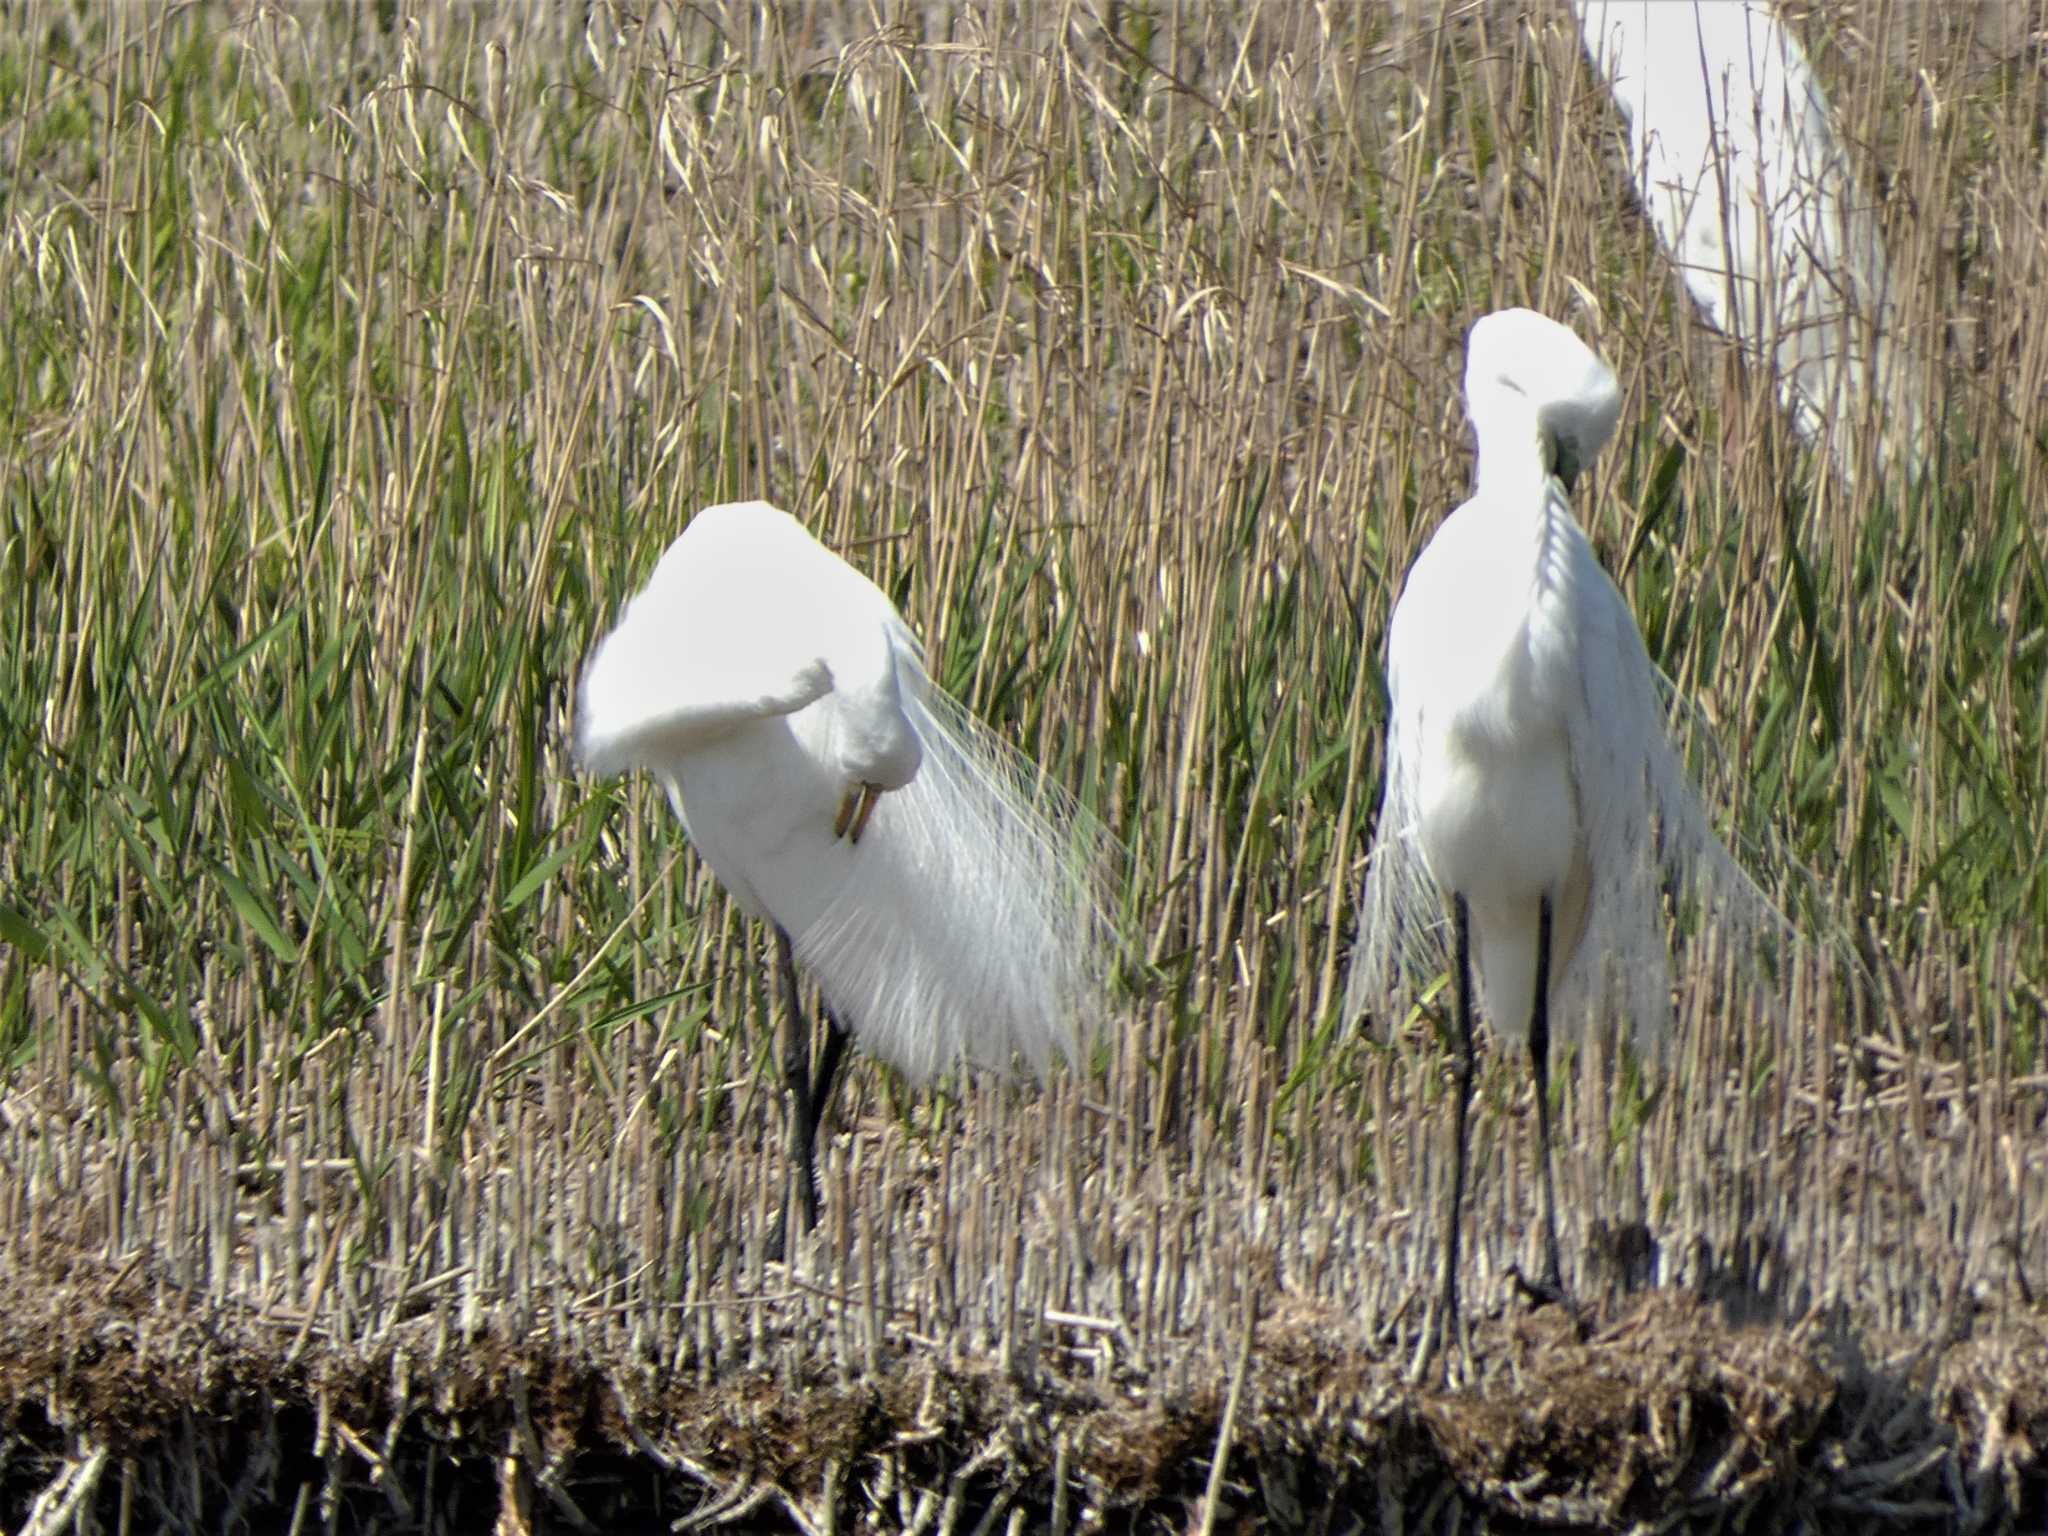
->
[[1514, 894, 1571, 1306], [1412, 893, 1477, 1380], [804, 1007, 851, 1178], [772, 925, 847, 1248]]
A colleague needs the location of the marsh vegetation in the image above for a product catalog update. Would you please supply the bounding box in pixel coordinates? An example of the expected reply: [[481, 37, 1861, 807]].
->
[[0, 1, 2044, 1528]]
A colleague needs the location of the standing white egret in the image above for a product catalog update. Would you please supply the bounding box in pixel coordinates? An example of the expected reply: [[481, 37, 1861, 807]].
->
[[578, 499, 1120, 1244], [1346, 309, 1774, 1368], [1574, 0, 1927, 481]]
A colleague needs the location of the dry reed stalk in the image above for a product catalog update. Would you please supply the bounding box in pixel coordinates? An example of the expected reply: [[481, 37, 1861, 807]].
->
[[0, 0, 2041, 1528]]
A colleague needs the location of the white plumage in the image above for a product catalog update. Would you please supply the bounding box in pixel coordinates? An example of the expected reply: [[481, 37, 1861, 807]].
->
[[579, 500, 1119, 1228], [1348, 311, 1738, 1054], [1347, 310, 1777, 1368], [1574, 0, 1926, 479]]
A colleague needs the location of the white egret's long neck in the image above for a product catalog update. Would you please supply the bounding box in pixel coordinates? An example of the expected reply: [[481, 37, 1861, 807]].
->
[[1471, 406, 1578, 627], [1473, 407, 1557, 506]]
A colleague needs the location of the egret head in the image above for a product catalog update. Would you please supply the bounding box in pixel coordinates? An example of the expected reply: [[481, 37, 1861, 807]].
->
[[1464, 308, 1622, 492]]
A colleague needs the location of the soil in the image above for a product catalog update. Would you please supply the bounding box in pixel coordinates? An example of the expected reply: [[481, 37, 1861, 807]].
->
[[2, 1245, 2042, 1534]]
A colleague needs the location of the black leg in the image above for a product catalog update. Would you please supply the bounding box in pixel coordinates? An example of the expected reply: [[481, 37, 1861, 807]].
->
[[1515, 893, 1571, 1307], [773, 925, 822, 1243], [805, 1009, 851, 1158], [1416, 893, 1477, 1378]]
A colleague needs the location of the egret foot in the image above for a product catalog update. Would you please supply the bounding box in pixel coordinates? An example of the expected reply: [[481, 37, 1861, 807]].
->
[[1507, 1262, 1587, 1342], [1508, 1262, 1569, 1310]]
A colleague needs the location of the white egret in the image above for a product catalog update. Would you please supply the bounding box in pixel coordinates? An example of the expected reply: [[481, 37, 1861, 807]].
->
[[1345, 309, 1777, 1367], [1574, 0, 1927, 481], [578, 499, 1120, 1244]]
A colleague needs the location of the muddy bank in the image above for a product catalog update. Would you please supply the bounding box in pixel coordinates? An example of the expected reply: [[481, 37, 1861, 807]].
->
[[3, 1248, 2041, 1534]]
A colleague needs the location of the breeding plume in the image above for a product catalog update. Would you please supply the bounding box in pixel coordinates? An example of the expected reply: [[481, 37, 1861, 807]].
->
[[579, 500, 1119, 1242], [1574, 0, 1926, 480], [1346, 309, 1775, 1368]]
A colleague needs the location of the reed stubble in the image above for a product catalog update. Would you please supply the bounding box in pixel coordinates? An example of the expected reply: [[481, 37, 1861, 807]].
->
[[0, 1, 2042, 1528]]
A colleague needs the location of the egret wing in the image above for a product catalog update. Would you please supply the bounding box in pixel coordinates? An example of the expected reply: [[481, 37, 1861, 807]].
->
[[1344, 563, 1455, 1028], [577, 520, 841, 775], [1573, 0, 1925, 478], [795, 677, 1125, 1083]]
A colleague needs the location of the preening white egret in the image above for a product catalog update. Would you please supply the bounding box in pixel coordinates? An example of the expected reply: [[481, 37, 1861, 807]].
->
[[578, 500, 1120, 1243], [1574, 0, 1926, 480], [1345, 309, 1777, 1369]]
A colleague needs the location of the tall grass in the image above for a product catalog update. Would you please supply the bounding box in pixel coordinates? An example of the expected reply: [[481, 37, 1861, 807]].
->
[[0, 0, 2042, 1415]]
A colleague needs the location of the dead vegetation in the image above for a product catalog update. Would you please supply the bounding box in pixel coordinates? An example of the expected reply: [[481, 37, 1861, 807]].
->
[[0, 0, 2045, 1529]]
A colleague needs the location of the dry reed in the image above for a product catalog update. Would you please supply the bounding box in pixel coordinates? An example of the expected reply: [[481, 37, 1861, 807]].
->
[[0, 1, 2043, 1529]]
